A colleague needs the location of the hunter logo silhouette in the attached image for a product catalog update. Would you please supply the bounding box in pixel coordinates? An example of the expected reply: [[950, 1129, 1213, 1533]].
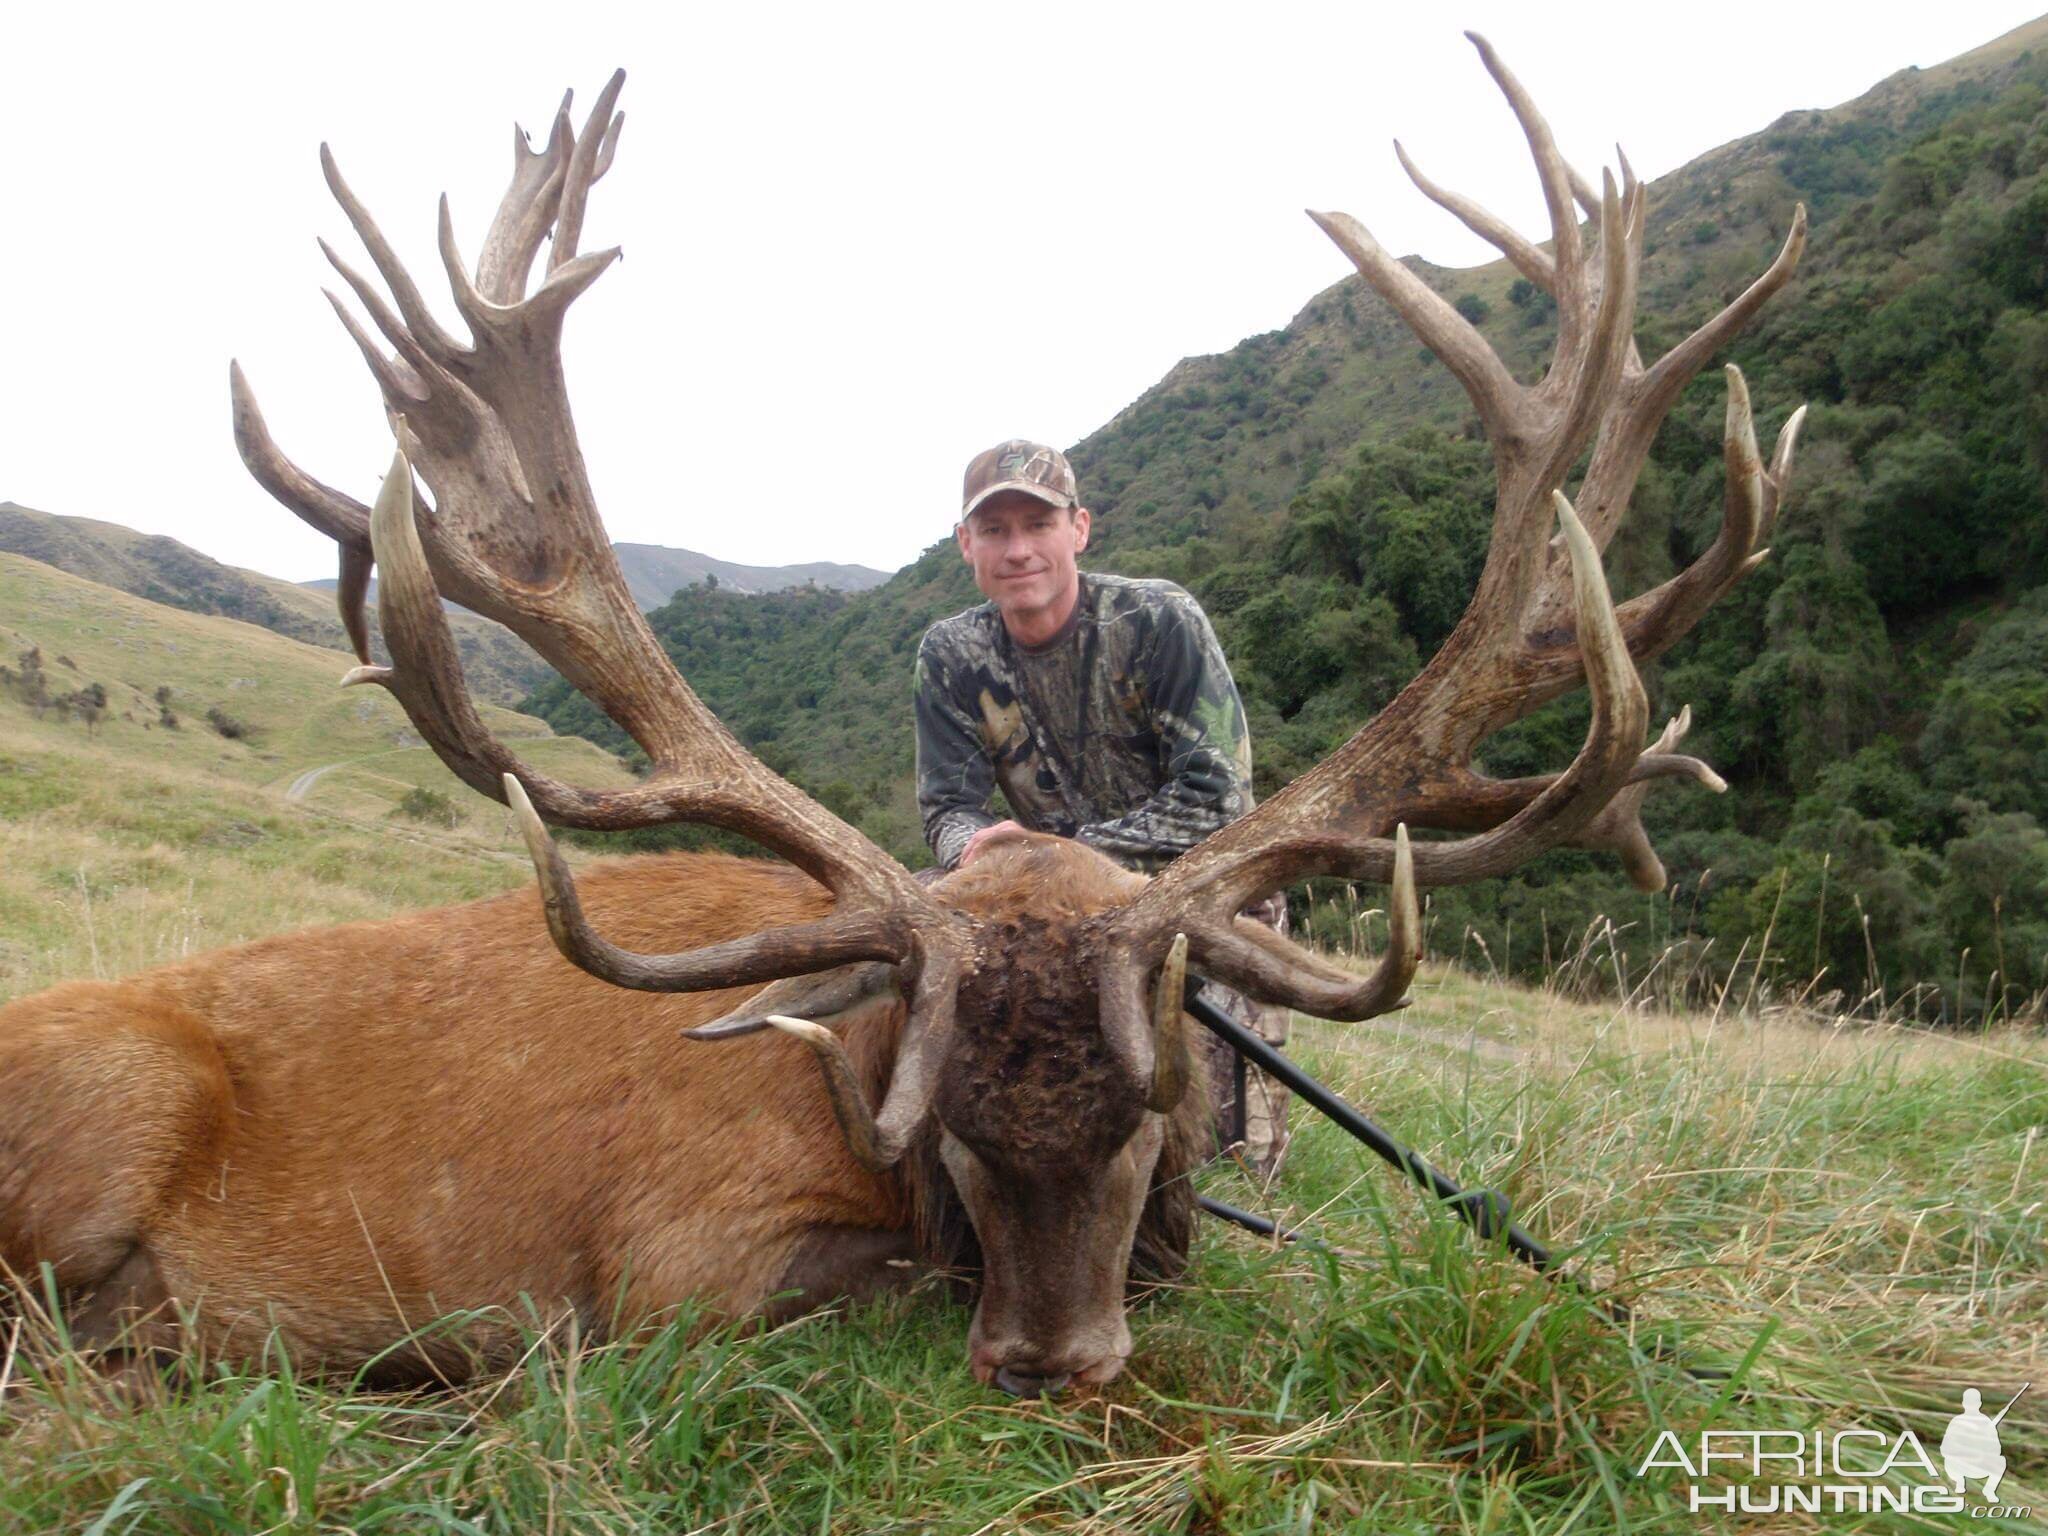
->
[[1942, 1385, 2026, 1501]]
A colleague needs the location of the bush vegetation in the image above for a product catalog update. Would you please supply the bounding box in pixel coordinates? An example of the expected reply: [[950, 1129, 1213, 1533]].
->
[[390, 786, 466, 828]]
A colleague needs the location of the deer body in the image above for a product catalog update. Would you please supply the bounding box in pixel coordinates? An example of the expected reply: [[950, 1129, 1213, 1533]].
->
[[1, 855, 916, 1370]]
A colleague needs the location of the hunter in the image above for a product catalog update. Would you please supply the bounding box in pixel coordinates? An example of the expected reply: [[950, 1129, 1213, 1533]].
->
[[913, 439, 1293, 1174]]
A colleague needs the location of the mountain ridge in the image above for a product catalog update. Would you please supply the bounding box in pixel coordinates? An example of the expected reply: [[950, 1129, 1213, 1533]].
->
[[300, 545, 890, 608], [0, 503, 892, 706]]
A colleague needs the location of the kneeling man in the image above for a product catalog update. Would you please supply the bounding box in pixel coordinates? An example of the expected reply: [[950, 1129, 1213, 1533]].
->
[[914, 439, 1292, 1173]]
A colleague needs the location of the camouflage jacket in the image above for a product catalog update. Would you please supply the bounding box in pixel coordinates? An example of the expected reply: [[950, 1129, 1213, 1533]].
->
[[915, 573, 1254, 873]]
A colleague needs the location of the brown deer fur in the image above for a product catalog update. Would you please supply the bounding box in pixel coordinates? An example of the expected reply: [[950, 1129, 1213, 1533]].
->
[[0, 843, 1205, 1379]]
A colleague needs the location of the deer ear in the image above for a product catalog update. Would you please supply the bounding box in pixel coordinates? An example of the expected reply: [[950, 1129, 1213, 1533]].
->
[[684, 962, 902, 1040]]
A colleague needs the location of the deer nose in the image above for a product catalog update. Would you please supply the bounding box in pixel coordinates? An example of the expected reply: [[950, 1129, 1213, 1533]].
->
[[993, 1365, 1072, 1399]]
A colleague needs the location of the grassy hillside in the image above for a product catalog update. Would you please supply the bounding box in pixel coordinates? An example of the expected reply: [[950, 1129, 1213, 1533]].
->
[[0, 552, 633, 1002], [0, 503, 548, 707], [526, 21, 2048, 1023]]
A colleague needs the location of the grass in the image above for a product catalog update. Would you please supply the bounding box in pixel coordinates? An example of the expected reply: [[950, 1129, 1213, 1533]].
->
[[4, 988, 2042, 1531], [0, 553, 631, 1002], [2, 556, 2045, 1531]]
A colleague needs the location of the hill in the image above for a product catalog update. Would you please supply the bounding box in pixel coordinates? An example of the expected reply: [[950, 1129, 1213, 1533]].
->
[[609, 543, 890, 604], [0, 502, 548, 706], [525, 19, 2048, 1021], [303, 541, 890, 610], [0, 550, 634, 1002], [0, 507, 891, 713]]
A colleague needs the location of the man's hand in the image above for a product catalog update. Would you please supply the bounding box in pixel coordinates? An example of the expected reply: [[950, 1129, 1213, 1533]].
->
[[959, 820, 1031, 866]]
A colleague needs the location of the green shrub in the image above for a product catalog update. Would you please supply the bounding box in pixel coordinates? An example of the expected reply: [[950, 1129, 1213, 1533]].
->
[[390, 786, 465, 828]]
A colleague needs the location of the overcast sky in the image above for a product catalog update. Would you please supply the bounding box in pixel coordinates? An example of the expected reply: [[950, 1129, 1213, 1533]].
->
[[4, 2, 2042, 586]]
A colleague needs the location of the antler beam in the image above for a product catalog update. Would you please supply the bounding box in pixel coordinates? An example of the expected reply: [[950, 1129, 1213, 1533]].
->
[[231, 78, 972, 1112], [1113, 34, 1807, 1006]]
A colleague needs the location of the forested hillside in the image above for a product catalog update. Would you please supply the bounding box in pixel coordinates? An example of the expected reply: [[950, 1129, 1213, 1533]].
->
[[527, 23, 2048, 1020]]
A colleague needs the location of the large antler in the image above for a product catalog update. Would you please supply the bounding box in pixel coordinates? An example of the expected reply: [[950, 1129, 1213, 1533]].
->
[[231, 75, 969, 1156], [1113, 34, 1806, 1020]]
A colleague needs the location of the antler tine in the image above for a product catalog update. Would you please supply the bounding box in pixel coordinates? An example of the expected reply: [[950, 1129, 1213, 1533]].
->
[[1130, 494, 1648, 946], [592, 108, 625, 182], [1639, 204, 1807, 426], [1569, 163, 1603, 224], [551, 69, 625, 275], [227, 363, 376, 663], [322, 289, 430, 408], [318, 239, 442, 389], [229, 363, 371, 549], [1393, 138, 1557, 293], [1548, 172, 1646, 499], [1721, 365, 1767, 552], [1307, 208, 1521, 442], [1145, 934, 1192, 1113], [763, 1015, 897, 1170], [1466, 32, 1587, 351], [1096, 929, 1197, 1112], [1615, 145, 1639, 208], [1178, 827, 1422, 1023], [760, 943, 963, 1173], [477, 95, 573, 305], [1528, 366, 1806, 695], [319, 146, 469, 369], [504, 777, 911, 990], [1548, 171, 1643, 476]]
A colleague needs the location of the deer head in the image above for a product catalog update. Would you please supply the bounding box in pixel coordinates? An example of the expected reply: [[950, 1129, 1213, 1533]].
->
[[233, 40, 1802, 1394]]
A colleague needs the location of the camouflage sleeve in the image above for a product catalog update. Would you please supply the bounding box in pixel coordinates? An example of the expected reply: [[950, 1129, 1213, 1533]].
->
[[914, 631, 999, 869], [1075, 593, 1253, 872]]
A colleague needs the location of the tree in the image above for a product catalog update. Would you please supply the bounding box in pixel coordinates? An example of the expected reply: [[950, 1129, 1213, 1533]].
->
[[1939, 801, 2048, 1009], [1727, 547, 1892, 786], [1920, 589, 2048, 825], [8, 647, 50, 714]]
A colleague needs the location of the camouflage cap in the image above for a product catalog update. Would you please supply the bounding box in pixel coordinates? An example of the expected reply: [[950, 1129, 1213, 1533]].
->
[[960, 440, 1079, 521]]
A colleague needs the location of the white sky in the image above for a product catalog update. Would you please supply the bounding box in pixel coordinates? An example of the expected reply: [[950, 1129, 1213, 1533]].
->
[[4, 2, 2042, 584]]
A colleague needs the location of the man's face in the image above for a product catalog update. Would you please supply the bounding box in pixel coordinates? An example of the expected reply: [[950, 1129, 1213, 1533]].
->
[[956, 493, 1092, 624]]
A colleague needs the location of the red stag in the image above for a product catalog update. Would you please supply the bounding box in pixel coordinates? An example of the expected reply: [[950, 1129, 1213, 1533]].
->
[[0, 39, 1801, 1397]]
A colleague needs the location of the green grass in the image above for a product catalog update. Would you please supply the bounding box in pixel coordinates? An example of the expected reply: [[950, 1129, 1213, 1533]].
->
[[2, 556, 2045, 1531], [3, 996, 2042, 1531]]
